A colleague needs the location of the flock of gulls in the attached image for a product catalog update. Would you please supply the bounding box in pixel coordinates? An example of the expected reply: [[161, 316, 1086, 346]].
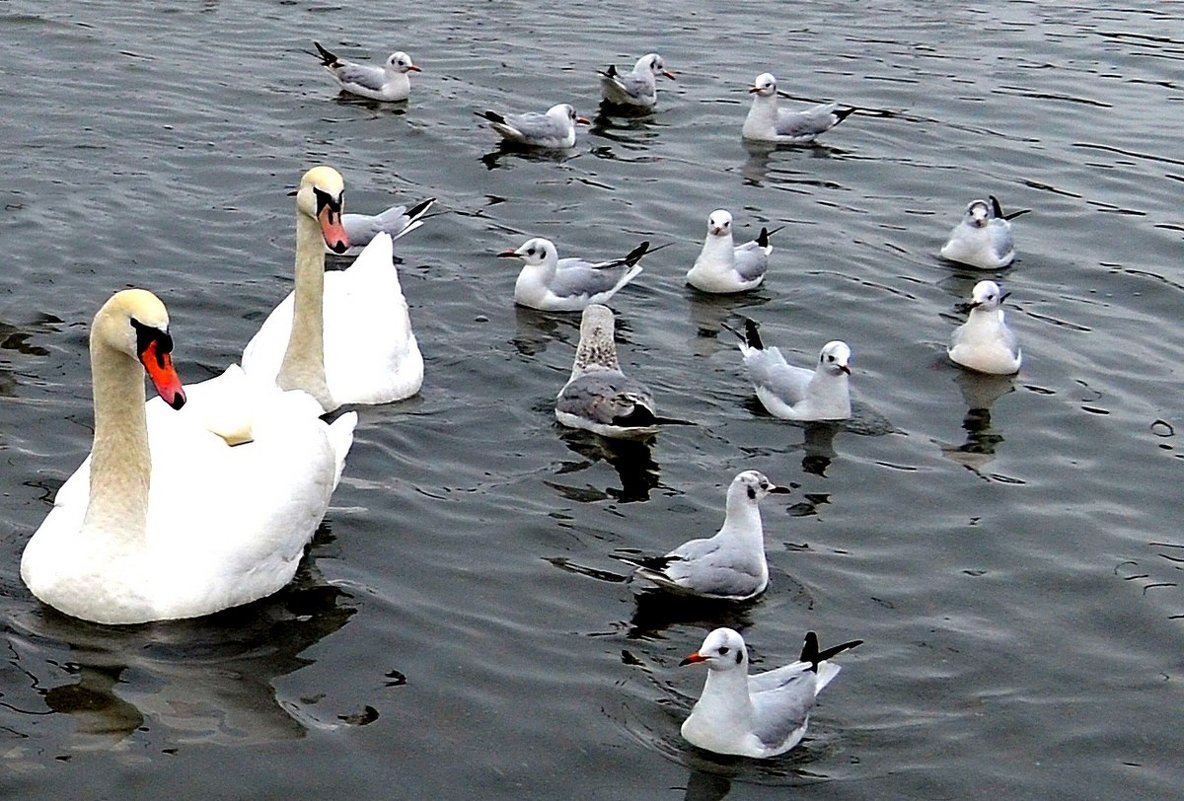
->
[[19, 41, 1029, 762]]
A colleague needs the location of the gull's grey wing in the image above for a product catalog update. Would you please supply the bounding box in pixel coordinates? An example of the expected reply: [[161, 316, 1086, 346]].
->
[[774, 103, 845, 139], [550, 259, 631, 300], [987, 222, 1015, 261], [504, 111, 564, 142], [336, 63, 387, 91], [662, 537, 766, 598], [745, 348, 811, 404], [342, 204, 415, 248], [732, 242, 769, 282], [749, 674, 815, 750], [557, 371, 655, 425]]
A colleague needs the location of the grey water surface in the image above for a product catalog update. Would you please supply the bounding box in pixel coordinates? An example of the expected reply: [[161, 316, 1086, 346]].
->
[[2, 1, 1183, 799]]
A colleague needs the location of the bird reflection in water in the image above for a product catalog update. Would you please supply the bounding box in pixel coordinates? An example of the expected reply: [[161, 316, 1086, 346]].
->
[[551, 428, 662, 503], [939, 370, 1016, 475], [740, 139, 848, 188]]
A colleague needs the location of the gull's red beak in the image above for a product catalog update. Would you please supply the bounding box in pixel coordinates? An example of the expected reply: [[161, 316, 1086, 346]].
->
[[679, 652, 707, 667]]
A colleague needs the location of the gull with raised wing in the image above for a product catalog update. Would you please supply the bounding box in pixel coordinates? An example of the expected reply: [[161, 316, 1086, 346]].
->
[[476, 103, 590, 149], [617, 470, 789, 600], [311, 41, 420, 102], [499, 237, 652, 312], [598, 53, 675, 110], [729, 319, 852, 421], [948, 280, 1022, 375], [686, 210, 777, 294], [680, 628, 863, 758], [940, 195, 1028, 270], [555, 304, 690, 438], [742, 73, 855, 144], [331, 196, 436, 256]]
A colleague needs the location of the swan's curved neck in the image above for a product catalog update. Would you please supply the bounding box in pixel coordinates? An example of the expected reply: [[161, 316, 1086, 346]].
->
[[278, 211, 333, 409], [83, 337, 150, 544]]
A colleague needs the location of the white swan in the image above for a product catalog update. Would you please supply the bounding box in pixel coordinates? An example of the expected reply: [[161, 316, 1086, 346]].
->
[[241, 166, 423, 412], [21, 289, 357, 625]]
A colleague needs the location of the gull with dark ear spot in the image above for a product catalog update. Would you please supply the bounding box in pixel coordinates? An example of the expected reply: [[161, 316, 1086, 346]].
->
[[476, 103, 590, 149], [742, 72, 855, 144], [598, 52, 675, 110], [727, 318, 853, 421], [614, 470, 789, 600], [499, 237, 655, 311], [555, 304, 692, 438], [686, 209, 779, 293], [310, 41, 421, 102], [940, 196, 1029, 269], [679, 628, 863, 758], [948, 280, 1022, 375]]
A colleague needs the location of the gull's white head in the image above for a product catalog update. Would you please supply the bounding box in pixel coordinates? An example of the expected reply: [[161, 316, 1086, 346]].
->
[[680, 627, 750, 672], [970, 280, 1008, 311], [297, 166, 349, 253], [707, 209, 733, 238], [749, 72, 778, 97], [499, 237, 558, 268], [93, 289, 187, 410], [728, 469, 791, 505], [638, 53, 675, 80], [818, 341, 852, 376], [963, 199, 991, 229], [385, 51, 421, 74], [546, 103, 590, 128]]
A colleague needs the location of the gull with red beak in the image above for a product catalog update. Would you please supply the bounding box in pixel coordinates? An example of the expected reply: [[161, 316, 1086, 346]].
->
[[476, 103, 590, 150], [311, 41, 421, 102], [742, 72, 855, 144], [499, 236, 652, 312], [686, 209, 778, 294], [598, 53, 676, 110], [948, 280, 1022, 375], [940, 195, 1028, 270], [728, 318, 853, 421], [679, 628, 863, 758]]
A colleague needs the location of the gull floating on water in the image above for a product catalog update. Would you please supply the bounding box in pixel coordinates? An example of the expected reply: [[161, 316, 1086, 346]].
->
[[598, 53, 675, 110], [330, 197, 436, 256], [940, 195, 1029, 270], [686, 210, 777, 294], [555, 304, 691, 438], [948, 280, 1022, 375], [311, 41, 420, 102], [476, 103, 589, 149], [680, 628, 863, 758], [742, 73, 855, 144], [499, 237, 653, 312], [617, 470, 789, 600], [728, 319, 852, 421]]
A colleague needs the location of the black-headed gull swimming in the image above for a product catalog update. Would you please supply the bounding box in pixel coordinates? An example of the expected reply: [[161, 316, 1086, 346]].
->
[[686, 210, 778, 294], [555, 304, 691, 438], [476, 103, 590, 150], [499, 237, 652, 312], [617, 470, 789, 600], [598, 53, 675, 110], [948, 280, 1022, 375], [940, 196, 1029, 270], [679, 628, 863, 758], [728, 319, 852, 421], [742, 73, 855, 144], [330, 197, 436, 256], [312, 42, 420, 102]]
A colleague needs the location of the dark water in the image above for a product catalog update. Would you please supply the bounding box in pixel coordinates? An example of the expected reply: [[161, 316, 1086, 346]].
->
[[3, 1, 1183, 798]]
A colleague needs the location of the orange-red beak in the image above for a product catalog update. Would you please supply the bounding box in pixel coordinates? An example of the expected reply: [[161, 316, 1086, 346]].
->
[[576, 116, 591, 125], [662, 70, 676, 80], [679, 652, 707, 667], [139, 340, 186, 410], [408, 64, 422, 72], [319, 205, 350, 254]]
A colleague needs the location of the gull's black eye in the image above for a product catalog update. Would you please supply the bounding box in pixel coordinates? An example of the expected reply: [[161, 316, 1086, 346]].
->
[[718, 646, 730, 656], [526, 247, 535, 256]]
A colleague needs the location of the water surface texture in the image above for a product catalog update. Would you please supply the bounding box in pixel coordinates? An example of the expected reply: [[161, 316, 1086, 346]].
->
[[2, 2, 1183, 799]]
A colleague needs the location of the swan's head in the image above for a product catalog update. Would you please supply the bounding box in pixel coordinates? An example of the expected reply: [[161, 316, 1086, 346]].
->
[[819, 341, 852, 376], [297, 166, 350, 254], [638, 53, 675, 80], [386, 51, 420, 74], [498, 237, 558, 269], [93, 289, 186, 410], [727, 469, 791, 505], [680, 627, 750, 672], [707, 209, 733, 238], [969, 280, 1008, 311], [749, 72, 777, 97], [963, 199, 991, 229], [546, 103, 591, 128]]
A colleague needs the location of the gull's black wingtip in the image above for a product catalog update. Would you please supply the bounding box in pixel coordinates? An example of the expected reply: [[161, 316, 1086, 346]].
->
[[742, 317, 764, 350], [313, 41, 338, 67], [475, 110, 506, 125], [832, 107, 857, 124]]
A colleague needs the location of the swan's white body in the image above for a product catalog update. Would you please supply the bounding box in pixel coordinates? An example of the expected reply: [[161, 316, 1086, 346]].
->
[[21, 290, 356, 625], [241, 167, 423, 412]]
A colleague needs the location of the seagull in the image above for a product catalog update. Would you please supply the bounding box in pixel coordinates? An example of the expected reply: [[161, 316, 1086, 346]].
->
[[742, 73, 855, 144], [940, 195, 1029, 270], [555, 304, 691, 438], [680, 628, 863, 758], [330, 197, 436, 256], [311, 41, 420, 102], [686, 210, 777, 293], [499, 237, 652, 312], [728, 319, 852, 421], [598, 53, 675, 110], [948, 280, 1022, 375], [476, 103, 590, 149], [616, 470, 789, 600]]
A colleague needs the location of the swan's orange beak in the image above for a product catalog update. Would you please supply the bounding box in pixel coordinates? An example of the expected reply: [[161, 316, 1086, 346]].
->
[[319, 205, 350, 254], [139, 340, 186, 410]]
